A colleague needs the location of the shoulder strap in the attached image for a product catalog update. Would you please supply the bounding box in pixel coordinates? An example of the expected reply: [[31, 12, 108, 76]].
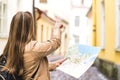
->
[[0, 55, 16, 80], [0, 65, 16, 80], [30, 64, 40, 80]]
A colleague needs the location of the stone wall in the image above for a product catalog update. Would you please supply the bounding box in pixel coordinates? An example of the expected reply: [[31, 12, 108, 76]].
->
[[94, 58, 120, 80]]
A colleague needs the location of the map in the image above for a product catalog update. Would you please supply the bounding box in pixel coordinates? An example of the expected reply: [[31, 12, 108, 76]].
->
[[56, 44, 101, 78]]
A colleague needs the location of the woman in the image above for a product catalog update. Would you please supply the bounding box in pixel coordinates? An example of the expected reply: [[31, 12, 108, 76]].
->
[[2, 11, 65, 80]]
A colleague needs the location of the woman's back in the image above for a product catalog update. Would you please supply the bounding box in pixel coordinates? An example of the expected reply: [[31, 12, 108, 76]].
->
[[2, 11, 62, 80]]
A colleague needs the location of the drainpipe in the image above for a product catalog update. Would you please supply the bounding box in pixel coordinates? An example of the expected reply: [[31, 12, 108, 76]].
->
[[33, 0, 36, 40], [92, 0, 96, 46]]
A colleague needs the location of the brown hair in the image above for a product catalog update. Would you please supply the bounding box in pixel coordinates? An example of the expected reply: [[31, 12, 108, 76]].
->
[[2, 11, 34, 75]]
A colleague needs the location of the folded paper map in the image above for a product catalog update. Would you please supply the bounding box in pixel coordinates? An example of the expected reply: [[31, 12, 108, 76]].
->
[[56, 44, 101, 78]]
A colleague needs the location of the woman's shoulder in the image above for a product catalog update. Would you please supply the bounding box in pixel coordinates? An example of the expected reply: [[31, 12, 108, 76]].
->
[[25, 40, 38, 52]]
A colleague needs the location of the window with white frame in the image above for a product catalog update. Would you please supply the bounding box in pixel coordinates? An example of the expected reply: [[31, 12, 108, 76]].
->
[[0, 0, 7, 37], [73, 34, 79, 44], [101, 0, 105, 49], [71, 0, 82, 8], [75, 16, 80, 27], [40, 0, 47, 3], [115, 0, 120, 51]]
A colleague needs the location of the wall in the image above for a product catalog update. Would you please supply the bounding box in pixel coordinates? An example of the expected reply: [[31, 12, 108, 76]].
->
[[94, 0, 120, 64], [36, 12, 69, 55], [0, 0, 33, 54], [36, 14, 54, 42]]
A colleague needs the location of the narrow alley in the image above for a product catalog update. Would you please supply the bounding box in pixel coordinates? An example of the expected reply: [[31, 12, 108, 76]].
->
[[0, 0, 120, 80]]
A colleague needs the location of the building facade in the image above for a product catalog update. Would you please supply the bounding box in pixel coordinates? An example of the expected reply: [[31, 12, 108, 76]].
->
[[0, 0, 33, 54], [69, 0, 92, 46], [35, 8, 69, 55], [91, 0, 120, 79]]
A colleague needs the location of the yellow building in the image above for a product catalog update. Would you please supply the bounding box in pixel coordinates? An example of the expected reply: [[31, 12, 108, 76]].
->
[[87, 0, 120, 79], [35, 8, 69, 55]]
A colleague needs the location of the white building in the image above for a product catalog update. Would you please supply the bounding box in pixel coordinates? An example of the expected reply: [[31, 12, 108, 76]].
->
[[0, 0, 33, 54], [69, 0, 92, 46], [35, 0, 92, 47], [35, 0, 70, 22]]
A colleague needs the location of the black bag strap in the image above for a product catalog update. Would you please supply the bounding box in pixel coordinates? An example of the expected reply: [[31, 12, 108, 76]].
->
[[0, 54, 40, 80], [30, 64, 40, 80], [0, 55, 16, 80], [0, 65, 16, 80]]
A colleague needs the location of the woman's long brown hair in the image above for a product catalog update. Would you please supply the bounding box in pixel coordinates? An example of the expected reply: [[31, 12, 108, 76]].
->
[[2, 11, 34, 75]]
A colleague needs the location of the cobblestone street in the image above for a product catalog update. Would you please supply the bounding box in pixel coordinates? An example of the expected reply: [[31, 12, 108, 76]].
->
[[50, 66, 109, 80]]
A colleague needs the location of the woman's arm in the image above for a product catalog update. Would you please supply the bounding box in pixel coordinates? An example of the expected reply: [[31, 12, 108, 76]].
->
[[31, 22, 63, 58]]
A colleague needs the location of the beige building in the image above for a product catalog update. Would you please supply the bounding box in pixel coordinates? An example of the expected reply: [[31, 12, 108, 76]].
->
[[35, 8, 69, 55]]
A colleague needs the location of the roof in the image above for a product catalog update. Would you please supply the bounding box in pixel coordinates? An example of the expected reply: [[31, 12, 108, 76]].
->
[[35, 7, 55, 22], [86, 6, 92, 17], [35, 7, 68, 24]]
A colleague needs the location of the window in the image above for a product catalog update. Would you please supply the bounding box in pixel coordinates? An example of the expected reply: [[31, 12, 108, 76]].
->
[[115, 0, 120, 51], [81, 0, 84, 5], [0, 0, 7, 37], [40, 0, 47, 3], [73, 34, 79, 44], [41, 25, 43, 42], [75, 16, 80, 27], [71, 0, 81, 8], [101, 1, 105, 49]]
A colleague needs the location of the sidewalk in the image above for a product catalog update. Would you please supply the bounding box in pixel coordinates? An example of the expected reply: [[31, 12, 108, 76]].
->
[[50, 66, 109, 80]]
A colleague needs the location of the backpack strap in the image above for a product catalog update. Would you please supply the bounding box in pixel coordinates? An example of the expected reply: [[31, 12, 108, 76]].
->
[[0, 64, 16, 80], [0, 55, 16, 80], [0, 73, 5, 80], [30, 64, 40, 80]]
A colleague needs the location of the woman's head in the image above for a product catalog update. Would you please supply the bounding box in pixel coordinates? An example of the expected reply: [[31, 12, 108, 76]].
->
[[9, 11, 34, 43], [3, 11, 34, 75]]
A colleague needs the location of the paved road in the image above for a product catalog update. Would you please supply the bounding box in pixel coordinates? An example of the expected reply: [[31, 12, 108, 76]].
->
[[50, 66, 109, 80]]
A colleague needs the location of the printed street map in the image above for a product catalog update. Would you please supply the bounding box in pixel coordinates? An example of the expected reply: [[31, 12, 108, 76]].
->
[[57, 44, 101, 78]]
